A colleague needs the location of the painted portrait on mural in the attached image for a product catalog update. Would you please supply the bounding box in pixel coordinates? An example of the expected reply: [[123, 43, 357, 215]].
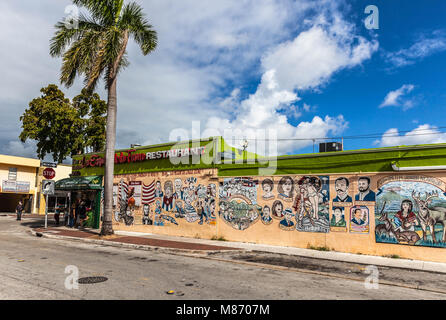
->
[[293, 176, 330, 233], [261, 179, 275, 200], [271, 200, 284, 219], [330, 206, 347, 232], [162, 180, 175, 212], [333, 177, 352, 203], [375, 176, 446, 247], [142, 203, 153, 225], [355, 176, 376, 202], [277, 176, 294, 202], [279, 208, 295, 231], [260, 205, 273, 225], [155, 180, 163, 198], [349, 206, 369, 233], [218, 178, 261, 230]]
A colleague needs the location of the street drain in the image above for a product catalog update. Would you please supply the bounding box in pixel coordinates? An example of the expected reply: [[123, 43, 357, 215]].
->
[[78, 276, 108, 284]]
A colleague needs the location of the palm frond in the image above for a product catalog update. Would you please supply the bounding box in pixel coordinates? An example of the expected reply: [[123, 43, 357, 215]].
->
[[119, 2, 158, 55]]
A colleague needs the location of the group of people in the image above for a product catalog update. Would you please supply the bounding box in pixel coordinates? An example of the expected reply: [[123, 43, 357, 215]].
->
[[53, 199, 90, 228]]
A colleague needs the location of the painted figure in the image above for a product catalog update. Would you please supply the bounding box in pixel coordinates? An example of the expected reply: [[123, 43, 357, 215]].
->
[[279, 208, 295, 230], [355, 177, 375, 201], [174, 178, 184, 200], [351, 208, 365, 226], [261, 205, 273, 224], [174, 200, 186, 218], [333, 177, 352, 202], [155, 180, 163, 198], [261, 179, 275, 200], [278, 176, 294, 201], [162, 180, 175, 211], [394, 199, 418, 232], [330, 207, 346, 227], [142, 203, 153, 225], [272, 200, 284, 219]]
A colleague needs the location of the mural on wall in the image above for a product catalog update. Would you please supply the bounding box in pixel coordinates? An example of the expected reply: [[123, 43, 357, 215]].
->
[[375, 175, 446, 247], [261, 179, 275, 200], [219, 177, 261, 230], [349, 206, 369, 233], [260, 205, 273, 225], [330, 206, 347, 232], [333, 177, 352, 203], [277, 176, 294, 202], [279, 208, 295, 231], [112, 170, 218, 228], [114, 179, 135, 226], [293, 176, 330, 233], [355, 176, 376, 202]]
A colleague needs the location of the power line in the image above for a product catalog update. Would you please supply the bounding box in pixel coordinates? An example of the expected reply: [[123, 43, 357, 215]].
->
[[226, 126, 446, 142]]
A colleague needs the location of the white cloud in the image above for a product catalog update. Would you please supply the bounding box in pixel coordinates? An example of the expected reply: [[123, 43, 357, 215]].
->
[[203, 7, 377, 155], [374, 125, 446, 147], [0, 0, 377, 158], [379, 84, 416, 110], [384, 30, 446, 68]]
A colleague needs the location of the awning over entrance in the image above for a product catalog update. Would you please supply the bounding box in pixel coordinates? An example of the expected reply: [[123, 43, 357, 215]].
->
[[55, 176, 103, 191]]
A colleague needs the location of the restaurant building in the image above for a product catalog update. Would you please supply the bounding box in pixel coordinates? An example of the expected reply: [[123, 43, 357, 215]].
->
[[70, 138, 446, 263]]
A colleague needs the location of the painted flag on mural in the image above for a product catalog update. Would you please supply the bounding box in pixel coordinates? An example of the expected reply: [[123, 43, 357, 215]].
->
[[142, 180, 156, 204], [119, 180, 129, 204]]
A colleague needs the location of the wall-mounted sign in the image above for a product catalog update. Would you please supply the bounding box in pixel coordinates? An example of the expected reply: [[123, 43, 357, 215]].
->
[[1, 180, 30, 193], [73, 146, 207, 169]]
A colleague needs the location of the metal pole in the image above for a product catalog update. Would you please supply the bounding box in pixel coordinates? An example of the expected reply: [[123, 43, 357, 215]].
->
[[45, 194, 48, 229]]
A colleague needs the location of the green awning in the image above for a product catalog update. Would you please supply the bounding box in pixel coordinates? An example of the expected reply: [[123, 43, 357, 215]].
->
[[55, 176, 103, 191]]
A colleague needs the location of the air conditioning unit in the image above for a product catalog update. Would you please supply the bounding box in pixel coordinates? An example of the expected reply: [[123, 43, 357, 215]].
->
[[319, 142, 342, 153]]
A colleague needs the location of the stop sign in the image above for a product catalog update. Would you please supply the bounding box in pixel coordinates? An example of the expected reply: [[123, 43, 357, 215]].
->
[[43, 168, 56, 180]]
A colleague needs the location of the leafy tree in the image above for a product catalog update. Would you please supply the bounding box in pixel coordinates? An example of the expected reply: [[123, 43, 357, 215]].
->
[[50, 0, 157, 235], [19, 84, 107, 162]]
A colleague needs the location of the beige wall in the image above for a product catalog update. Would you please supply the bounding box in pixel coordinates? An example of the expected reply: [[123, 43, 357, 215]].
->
[[111, 169, 446, 263]]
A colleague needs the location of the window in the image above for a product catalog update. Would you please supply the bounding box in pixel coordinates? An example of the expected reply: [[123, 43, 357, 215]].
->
[[8, 168, 17, 181]]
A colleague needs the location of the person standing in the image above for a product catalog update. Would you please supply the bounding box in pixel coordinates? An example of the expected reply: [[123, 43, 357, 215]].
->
[[16, 201, 23, 221], [54, 203, 61, 226]]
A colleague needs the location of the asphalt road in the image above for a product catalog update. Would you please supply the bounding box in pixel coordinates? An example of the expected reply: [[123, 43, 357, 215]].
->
[[1, 216, 445, 300]]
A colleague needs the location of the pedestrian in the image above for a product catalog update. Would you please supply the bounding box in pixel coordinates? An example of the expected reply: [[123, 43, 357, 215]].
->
[[63, 205, 69, 226], [15, 201, 23, 221], [69, 203, 76, 228], [78, 201, 88, 228], [54, 203, 60, 226]]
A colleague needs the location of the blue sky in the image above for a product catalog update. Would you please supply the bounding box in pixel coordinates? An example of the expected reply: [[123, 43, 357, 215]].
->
[[1, 0, 446, 160]]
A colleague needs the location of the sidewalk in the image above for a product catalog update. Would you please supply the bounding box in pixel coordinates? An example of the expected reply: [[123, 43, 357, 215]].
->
[[29, 224, 446, 274]]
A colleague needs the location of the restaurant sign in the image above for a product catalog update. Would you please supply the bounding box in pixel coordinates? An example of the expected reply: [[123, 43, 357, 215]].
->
[[73, 146, 207, 170]]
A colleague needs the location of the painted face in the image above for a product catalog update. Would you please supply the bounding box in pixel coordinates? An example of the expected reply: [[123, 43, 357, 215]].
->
[[143, 204, 149, 214], [285, 211, 292, 221], [283, 179, 292, 194], [174, 179, 182, 192], [335, 179, 348, 195], [165, 186, 172, 197], [334, 208, 342, 219], [354, 209, 363, 220], [263, 207, 270, 217], [210, 202, 215, 213], [156, 182, 161, 190], [402, 202, 410, 213], [275, 203, 283, 216], [358, 179, 370, 192]]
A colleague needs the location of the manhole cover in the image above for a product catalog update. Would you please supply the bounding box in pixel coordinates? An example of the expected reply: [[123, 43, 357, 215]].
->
[[78, 276, 108, 284]]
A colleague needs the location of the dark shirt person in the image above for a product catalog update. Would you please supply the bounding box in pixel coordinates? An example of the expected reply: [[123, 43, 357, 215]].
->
[[16, 201, 23, 221]]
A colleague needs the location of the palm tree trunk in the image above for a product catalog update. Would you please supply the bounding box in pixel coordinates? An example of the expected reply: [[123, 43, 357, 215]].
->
[[101, 75, 118, 236]]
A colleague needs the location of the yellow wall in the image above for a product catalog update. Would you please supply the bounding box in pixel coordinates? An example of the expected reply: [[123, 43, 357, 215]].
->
[[0, 156, 39, 213]]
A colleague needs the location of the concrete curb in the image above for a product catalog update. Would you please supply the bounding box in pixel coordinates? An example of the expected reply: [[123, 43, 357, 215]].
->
[[28, 230, 245, 256], [113, 231, 446, 274]]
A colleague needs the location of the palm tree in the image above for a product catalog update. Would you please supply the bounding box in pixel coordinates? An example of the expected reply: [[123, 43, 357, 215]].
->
[[50, 0, 157, 235]]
